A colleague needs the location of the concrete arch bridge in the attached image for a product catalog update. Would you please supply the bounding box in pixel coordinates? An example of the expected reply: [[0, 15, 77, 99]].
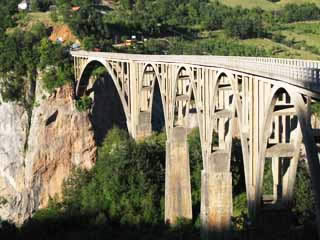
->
[[71, 51, 320, 238]]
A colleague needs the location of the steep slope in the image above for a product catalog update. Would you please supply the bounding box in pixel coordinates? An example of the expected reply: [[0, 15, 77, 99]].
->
[[0, 79, 96, 224]]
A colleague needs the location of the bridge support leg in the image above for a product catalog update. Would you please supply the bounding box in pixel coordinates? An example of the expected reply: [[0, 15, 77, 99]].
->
[[282, 155, 300, 207], [135, 112, 152, 140], [165, 127, 192, 224], [283, 128, 302, 207], [295, 95, 320, 238], [201, 154, 232, 240]]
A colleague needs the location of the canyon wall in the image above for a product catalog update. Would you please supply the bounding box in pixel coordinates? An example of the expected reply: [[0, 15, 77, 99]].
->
[[0, 82, 96, 224]]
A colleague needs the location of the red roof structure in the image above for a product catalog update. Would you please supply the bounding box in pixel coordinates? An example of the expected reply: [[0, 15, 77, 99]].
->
[[71, 6, 80, 11]]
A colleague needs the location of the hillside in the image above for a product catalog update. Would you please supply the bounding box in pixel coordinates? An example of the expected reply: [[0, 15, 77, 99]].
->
[[10, 12, 79, 44], [218, 0, 320, 10]]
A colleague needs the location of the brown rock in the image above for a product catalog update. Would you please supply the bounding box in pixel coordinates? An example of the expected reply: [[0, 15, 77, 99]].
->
[[0, 83, 96, 224], [25, 84, 96, 209]]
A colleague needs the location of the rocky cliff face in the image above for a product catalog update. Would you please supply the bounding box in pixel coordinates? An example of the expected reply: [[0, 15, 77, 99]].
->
[[0, 83, 96, 224]]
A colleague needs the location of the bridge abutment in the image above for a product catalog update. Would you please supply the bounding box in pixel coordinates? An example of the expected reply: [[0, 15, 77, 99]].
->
[[165, 127, 192, 224]]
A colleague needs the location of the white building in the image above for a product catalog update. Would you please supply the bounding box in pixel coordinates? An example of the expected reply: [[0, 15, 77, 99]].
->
[[18, 0, 29, 11]]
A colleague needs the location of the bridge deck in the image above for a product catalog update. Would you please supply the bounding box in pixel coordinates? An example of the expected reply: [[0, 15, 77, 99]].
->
[[71, 51, 320, 94]]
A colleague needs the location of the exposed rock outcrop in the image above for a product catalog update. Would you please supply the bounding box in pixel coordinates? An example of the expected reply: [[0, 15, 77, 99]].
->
[[0, 83, 96, 224], [0, 101, 29, 223]]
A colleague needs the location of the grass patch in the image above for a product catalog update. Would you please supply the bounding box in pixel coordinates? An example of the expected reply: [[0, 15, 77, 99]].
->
[[272, 21, 320, 57], [201, 29, 320, 59], [217, 0, 320, 10], [281, 30, 320, 50], [241, 38, 320, 59], [217, 0, 278, 10]]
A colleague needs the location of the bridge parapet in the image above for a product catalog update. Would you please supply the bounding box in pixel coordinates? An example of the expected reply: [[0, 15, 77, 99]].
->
[[206, 56, 320, 91]]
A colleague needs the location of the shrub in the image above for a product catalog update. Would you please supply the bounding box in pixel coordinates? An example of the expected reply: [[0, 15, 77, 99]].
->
[[272, 32, 286, 43], [42, 65, 73, 93], [75, 95, 93, 112], [279, 3, 320, 23], [224, 12, 266, 39], [293, 161, 315, 225]]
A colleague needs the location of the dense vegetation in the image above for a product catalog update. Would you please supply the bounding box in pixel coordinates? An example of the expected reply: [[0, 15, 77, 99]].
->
[[0, 4, 73, 105], [0, 27, 72, 105]]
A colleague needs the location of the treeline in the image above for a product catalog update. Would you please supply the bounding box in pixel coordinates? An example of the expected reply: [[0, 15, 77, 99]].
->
[[30, 0, 55, 12], [133, 37, 269, 56], [280, 3, 320, 23], [0, 0, 20, 32]]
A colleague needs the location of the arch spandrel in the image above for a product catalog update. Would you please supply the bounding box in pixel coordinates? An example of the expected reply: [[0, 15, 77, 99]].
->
[[201, 70, 249, 175], [75, 58, 130, 121], [255, 86, 303, 212], [137, 63, 168, 134], [169, 65, 200, 132]]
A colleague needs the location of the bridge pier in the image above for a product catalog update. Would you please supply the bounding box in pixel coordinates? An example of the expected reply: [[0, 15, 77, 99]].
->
[[201, 154, 232, 240], [135, 111, 152, 140], [165, 127, 192, 224]]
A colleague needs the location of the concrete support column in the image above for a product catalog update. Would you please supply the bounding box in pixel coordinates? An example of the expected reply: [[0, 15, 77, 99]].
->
[[165, 127, 192, 224], [201, 153, 232, 240], [135, 111, 152, 140], [247, 185, 256, 220]]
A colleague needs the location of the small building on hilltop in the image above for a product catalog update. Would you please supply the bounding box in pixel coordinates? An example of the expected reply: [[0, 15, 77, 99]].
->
[[18, 0, 29, 10]]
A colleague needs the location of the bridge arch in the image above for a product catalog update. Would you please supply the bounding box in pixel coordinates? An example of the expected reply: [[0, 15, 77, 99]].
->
[[76, 58, 130, 120], [256, 86, 302, 212], [76, 58, 130, 144], [210, 70, 249, 178], [139, 63, 167, 132], [171, 65, 198, 130]]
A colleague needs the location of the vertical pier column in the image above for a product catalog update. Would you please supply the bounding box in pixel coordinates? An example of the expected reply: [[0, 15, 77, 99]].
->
[[165, 127, 192, 224], [135, 111, 152, 140], [201, 153, 233, 240]]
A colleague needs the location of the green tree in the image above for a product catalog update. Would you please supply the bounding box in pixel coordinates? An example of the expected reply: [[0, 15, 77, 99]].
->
[[120, 0, 133, 9], [31, 0, 40, 11]]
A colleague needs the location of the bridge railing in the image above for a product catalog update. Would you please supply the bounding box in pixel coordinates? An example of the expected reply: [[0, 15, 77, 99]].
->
[[205, 56, 320, 88]]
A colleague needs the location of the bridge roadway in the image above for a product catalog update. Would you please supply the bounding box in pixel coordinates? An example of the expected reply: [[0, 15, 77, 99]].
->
[[71, 51, 320, 239], [72, 51, 320, 94]]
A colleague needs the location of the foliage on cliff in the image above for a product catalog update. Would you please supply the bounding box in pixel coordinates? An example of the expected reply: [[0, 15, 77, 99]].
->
[[0, 22, 73, 104]]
